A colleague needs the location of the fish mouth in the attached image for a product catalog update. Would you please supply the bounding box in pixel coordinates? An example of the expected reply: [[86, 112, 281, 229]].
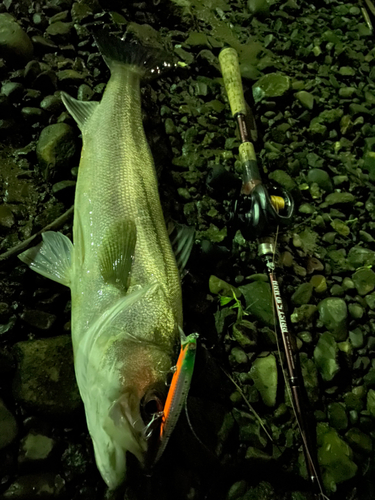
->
[[140, 382, 167, 468]]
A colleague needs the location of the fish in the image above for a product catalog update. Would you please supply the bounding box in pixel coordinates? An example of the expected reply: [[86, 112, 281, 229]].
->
[[19, 31, 193, 489]]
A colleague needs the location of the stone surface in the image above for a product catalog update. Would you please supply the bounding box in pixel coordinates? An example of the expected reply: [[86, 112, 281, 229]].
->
[[314, 333, 340, 381], [12, 336, 81, 417], [249, 353, 277, 407], [317, 298, 347, 341], [0, 398, 18, 449]]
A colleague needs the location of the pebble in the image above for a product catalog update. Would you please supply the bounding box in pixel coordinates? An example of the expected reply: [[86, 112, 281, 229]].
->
[[0, 13, 33, 65], [0, 398, 18, 449]]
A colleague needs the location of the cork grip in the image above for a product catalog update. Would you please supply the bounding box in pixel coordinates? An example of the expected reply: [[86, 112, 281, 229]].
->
[[218, 48, 246, 117]]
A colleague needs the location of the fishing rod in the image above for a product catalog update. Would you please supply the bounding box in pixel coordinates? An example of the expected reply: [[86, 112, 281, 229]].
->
[[218, 47, 325, 499]]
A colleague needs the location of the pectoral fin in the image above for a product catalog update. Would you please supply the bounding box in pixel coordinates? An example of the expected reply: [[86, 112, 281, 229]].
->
[[99, 219, 137, 292], [61, 92, 99, 131], [18, 231, 73, 287], [170, 223, 195, 274]]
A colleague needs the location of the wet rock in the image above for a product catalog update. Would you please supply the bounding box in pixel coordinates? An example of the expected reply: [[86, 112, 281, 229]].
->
[[306, 256, 324, 274], [36, 123, 77, 180], [230, 347, 248, 365], [307, 169, 332, 192], [352, 268, 375, 296], [40, 93, 63, 114], [331, 219, 350, 236], [310, 275, 327, 293], [249, 353, 277, 407], [239, 281, 274, 327], [367, 389, 375, 417], [226, 480, 247, 500], [317, 298, 347, 341], [20, 309, 56, 330], [314, 333, 340, 382], [349, 329, 364, 349], [291, 283, 313, 306], [290, 304, 317, 324], [345, 428, 372, 455], [239, 480, 274, 500], [0, 14, 33, 65], [1, 473, 65, 499], [252, 73, 290, 103], [328, 402, 348, 431], [71, 2, 95, 23], [45, 21, 73, 41], [347, 246, 375, 269], [295, 90, 314, 110], [0, 398, 18, 449], [348, 303, 363, 320], [12, 336, 81, 417], [317, 423, 357, 493], [324, 192, 355, 206], [300, 353, 319, 404], [56, 69, 86, 83], [365, 293, 375, 309], [268, 169, 297, 192], [18, 432, 54, 464], [0, 204, 15, 230]]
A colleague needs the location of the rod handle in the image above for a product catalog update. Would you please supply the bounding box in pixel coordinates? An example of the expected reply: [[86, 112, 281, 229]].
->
[[219, 48, 246, 117]]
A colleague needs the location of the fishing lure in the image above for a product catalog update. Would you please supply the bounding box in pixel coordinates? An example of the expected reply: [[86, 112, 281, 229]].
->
[[154, 330, 198, 464]]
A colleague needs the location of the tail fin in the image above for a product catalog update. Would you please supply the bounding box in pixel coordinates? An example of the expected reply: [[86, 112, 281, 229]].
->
[[93, 30, 174, 79]]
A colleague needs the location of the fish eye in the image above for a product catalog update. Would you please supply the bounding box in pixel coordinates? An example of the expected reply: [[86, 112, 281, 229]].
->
[[141, 389, 164, 425]]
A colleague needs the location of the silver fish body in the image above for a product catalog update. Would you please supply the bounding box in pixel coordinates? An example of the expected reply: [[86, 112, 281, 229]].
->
[[19, 35, 182, 488]]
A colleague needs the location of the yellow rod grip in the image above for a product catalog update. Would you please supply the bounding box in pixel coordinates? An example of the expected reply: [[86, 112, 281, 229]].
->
[[219, 48, 246, 117], [239, 142, 256, 163]]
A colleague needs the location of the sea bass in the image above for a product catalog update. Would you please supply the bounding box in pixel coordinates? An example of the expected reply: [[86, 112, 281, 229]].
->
[[19, 33, 185, 488]]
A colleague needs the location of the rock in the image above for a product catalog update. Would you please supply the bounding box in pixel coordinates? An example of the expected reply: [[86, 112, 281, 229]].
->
[[71, 2, 95, 23], [268, 170, 297, 192], [367, 389, 375, 417], [40, 94, 63, 113], [12, 336, 81, 417], [239, 481, 274, 500], [0, 13, 33, 65], [310, 275, 327, 293], [291, 283, 313, 305], [307, 169, 333, 192], [365, 293, 375, 309], [339, 86, 357, 98], [300, 353, 319, 404], [252, 73, 290, 103], [348, 303, 363, 320], [314, 333, 340, 382], [0, 204, 15, 229], [1, 473, 65, 499], [290, 304, 317, 324], [249, 353, 277, 407], [56, 69, 86, 83], [331, 219, 350, 236], [230, 347, 248, 365], [239, 281, 274, 327], [226, 480, 248, 500], [18, 432, 55, 463], [328, 402, 348, 431], [317, 423, 357, 493], [345, 428, 372, 455], [20, 309, 56, 330], [295, 91, 314, 110], [317, 298, 347, 341], [36, 123, 77, 180], [0, 398, 18, 449], [45, 21, 73, 40], [349, 328, 364, 348], [352, 268, 375, 296], [347, 246, 375, 269], [325, 192, 355, 206]]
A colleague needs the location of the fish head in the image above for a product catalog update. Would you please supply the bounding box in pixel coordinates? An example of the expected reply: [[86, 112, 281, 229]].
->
[[96, 335, 176, 488]]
